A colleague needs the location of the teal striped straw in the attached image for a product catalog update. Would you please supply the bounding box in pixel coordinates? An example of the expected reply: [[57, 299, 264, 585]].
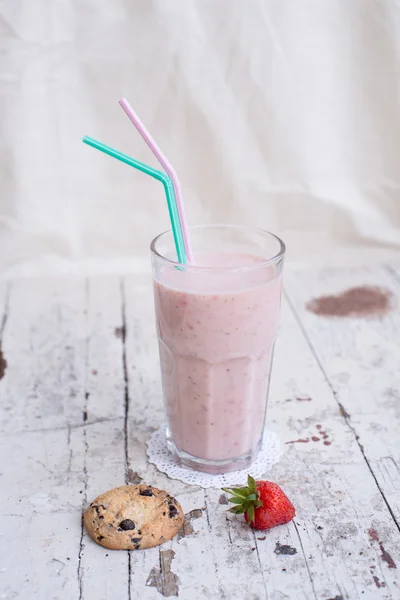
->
[[82, 136, 187, 264]]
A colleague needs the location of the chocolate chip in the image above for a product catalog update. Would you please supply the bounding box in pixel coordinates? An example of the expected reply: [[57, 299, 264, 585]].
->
[[169, 505, 178, 518], [139, 489, 153, 496], [131, 537, 141, 543], [99, 516, 104, 520], [163, 512, 166, 516], [118, 519, 135, 531], [97, 535, 104, 541], [137, 530, 141, 535], [134, 544, 140, 550]]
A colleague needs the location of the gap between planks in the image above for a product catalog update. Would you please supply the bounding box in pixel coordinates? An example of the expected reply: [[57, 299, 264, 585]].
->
[[120, 277, 133, 599], [77, 279, 90, 600], [0, 282, 10, 380]]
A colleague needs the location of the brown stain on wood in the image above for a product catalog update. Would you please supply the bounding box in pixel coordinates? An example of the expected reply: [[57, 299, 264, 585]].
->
[[126, 469, 142, 484], [368, 528, 379, 542], [219, 494, 228, 505], [372, 575, 386, 589], [368, 528, 397, 569], [338, 403, 351, 419], [115, 326, 125, 339], [178, 509, 203, 539], [146, 549, 179, 597], [0, 348, 7, 379], [286, 425, 332, 446], [306, 286, 392, 318], [316, 425, 331, 445]]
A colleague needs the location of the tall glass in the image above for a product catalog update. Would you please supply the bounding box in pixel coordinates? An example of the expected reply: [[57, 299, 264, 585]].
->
[[151, 225, 285, 474]]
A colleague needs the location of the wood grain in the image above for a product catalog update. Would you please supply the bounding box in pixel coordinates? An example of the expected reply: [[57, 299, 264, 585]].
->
[[285, 266, 400, 527], [1, 267, 400, 599]]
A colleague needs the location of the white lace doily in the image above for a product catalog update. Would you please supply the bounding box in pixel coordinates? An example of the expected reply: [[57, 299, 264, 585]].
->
[[146, 426, 282, 488]]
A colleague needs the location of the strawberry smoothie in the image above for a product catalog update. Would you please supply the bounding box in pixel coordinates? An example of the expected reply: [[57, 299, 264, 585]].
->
[[152, 229, 284, 473]]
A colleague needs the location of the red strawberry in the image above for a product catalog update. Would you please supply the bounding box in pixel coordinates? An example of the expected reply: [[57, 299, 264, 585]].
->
[[222, 475, 295, 530]]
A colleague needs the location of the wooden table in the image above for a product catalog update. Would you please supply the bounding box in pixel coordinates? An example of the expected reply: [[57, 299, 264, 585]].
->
[[1, 265, 400, 600]]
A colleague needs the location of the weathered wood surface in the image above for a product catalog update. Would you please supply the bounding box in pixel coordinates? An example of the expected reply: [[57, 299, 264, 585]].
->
[[0, 266, 400, 600]]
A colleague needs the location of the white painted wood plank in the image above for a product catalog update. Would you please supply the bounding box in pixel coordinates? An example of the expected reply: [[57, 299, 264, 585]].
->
[[0, 277, 87, 433], [78, 421, 130, 600], [0, 427, 84, 598], [85, 277, 126, 422], [202, 487, 268, 599], [0, 278, 87, 599], [131, 489, 223, 600], [284, 265, 400, 526], [265, 297, 400, 600], [77, 276, 129, 600]]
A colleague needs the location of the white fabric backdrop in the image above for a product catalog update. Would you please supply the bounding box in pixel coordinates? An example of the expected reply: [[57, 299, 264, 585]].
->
[[1, 0, 400, 276]]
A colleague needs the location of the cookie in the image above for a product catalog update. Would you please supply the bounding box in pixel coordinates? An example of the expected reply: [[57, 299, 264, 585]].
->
[[84, 484, 184, 550]]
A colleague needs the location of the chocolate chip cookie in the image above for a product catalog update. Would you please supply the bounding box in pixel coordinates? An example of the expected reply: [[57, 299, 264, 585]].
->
[[84, 484, 184, 550]]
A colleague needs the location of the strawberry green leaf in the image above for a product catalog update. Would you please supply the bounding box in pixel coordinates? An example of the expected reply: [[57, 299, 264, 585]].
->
[[247, 474, 256, 490], [227, 487, 249, 499], [229, 506, 246, 514], [228, 497, 244, 504], [246, 494, 257, 501], [246, 504, 255, 524], [234, 506, 246, 514]]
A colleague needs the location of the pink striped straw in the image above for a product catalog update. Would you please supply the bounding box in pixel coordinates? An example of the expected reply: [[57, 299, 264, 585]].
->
[[119, 98, 193, 263]]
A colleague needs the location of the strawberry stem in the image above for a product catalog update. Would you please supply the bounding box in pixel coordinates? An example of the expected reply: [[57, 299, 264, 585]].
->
[[222, 475, 262, 525]]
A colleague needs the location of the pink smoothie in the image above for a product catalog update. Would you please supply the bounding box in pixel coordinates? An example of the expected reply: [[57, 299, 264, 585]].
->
[[153, 252, 282, 462]]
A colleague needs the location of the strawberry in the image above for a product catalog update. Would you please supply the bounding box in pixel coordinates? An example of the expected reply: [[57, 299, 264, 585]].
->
[[222, 475, 295, 530]]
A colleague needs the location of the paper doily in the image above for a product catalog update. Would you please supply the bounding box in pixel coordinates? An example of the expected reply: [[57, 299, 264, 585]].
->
[[146, 426, 282, 488]]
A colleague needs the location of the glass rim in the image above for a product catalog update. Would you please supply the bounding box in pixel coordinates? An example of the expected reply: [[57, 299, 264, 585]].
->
[[150, 224, 286, 272]]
